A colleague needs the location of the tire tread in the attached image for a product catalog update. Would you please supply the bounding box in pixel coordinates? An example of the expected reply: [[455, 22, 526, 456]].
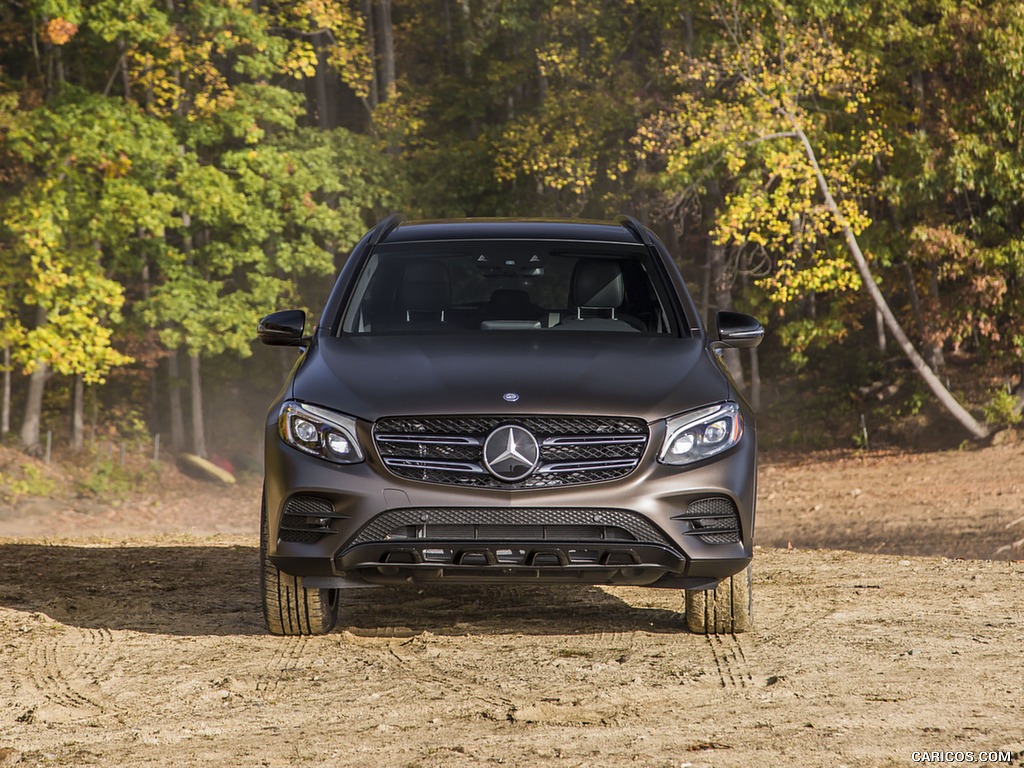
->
[[684, 564, 753, 634], [260, 497, 338, 636]]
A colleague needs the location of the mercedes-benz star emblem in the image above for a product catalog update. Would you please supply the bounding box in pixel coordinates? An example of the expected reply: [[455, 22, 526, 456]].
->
[[482, 425, 540, 482]]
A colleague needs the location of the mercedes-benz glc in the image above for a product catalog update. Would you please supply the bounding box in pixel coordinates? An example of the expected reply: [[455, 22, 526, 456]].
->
[[258, 216, 763, 635]]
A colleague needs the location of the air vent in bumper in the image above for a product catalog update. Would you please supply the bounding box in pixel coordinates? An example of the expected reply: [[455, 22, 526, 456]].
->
[[672, 497, 741, 544], [350, 506, 673, 547], [278, 496, 348, 543]]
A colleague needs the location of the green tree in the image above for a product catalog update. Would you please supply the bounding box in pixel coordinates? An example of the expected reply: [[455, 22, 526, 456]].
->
[[638, 2, 988, 438], [886, 3, 1024, 410], [1, 91, 180, 450], [377, 0, 681, 218], [120, 0, 395, 455], [1, 0, 398, 456]]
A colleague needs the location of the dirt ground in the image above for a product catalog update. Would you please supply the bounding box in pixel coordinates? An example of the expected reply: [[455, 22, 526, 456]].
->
[[0, 440, 1022, 767]]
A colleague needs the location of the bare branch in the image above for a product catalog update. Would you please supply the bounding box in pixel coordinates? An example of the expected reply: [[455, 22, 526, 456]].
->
[[787, 115, 989, 440], [102, 53, 128, 98]]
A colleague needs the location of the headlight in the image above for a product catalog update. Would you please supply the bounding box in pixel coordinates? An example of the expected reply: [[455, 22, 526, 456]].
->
[[279, 401, 364, 464], [659, 402, 743, 466]]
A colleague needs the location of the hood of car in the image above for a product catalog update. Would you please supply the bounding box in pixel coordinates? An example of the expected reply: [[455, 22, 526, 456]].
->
[[290, 333, 731, 423]]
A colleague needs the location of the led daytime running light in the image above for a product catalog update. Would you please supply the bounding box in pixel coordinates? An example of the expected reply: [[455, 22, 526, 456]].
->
[[279, 401, 364, 464], [659, 402, 743, 466]]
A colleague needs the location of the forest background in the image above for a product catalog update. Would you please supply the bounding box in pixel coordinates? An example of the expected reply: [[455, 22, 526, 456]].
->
[[1, 0, 1023, 480]]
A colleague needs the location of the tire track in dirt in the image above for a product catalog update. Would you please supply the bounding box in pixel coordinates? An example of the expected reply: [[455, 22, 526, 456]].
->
[[706, 633, 754, 689], [254, 635, 308, 697], [24, 626, 120, 719], [362, 634, 475, 693], [594, 629, 638, 650]]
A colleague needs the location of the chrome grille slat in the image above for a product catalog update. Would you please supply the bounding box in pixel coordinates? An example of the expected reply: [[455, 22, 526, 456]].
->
[[541, 435, 646, 446], [382, 458, 486, 473], [373, 415, 649, 489], [682, 528, 740, 535], [673, 513, 735, 521], [376, 434, 482, 446], [537, 459, 640, 474]]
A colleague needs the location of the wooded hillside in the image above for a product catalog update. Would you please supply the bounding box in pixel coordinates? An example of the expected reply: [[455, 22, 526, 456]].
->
[[1, 0, 1022, 461]]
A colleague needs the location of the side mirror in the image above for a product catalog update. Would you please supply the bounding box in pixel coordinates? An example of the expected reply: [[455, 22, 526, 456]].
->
[[714, 310, 764, 349], [258, 309, 308, 346]]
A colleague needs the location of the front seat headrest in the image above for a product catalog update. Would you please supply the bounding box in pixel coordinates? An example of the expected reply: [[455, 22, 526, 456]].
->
[[570, 259, 624, 309], [400, 260, 451, 313]]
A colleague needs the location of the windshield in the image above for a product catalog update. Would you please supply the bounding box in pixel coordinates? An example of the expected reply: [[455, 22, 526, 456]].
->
[[339, 241, 680, 336]]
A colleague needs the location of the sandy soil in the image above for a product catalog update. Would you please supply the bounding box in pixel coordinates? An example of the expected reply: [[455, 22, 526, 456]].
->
[[0, 441, 1023, 767]]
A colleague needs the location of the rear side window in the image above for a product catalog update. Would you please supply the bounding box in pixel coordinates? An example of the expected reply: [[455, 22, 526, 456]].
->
[[339, 241, 681, 336]]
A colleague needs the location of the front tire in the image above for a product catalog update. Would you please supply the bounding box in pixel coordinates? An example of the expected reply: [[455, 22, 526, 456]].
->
[[260, 494, 339, 636], [685, 564, 753, 634]]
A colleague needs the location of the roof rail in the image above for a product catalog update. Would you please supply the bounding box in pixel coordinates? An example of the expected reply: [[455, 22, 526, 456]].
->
[[614, 214, 654, 248], [369, 213, 404, 246]]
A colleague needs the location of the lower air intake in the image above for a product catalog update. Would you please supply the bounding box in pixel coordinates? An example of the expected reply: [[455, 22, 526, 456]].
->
[[673, 497, 741, 544], [279, 496, 342, 543], [350, 507, 674, 548]]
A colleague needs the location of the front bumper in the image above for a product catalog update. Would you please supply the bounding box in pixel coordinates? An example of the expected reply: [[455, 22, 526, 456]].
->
[[264, 417, 757, 589]]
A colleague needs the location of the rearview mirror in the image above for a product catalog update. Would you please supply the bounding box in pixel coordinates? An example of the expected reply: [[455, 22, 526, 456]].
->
[[258, 310, 307, 346], [714, 311, 764, 349]]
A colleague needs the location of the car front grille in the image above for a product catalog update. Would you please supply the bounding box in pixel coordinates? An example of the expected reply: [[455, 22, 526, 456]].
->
[[373, 415, 648, 488]]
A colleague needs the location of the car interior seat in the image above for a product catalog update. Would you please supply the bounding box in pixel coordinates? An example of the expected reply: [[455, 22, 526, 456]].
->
[[554, 259, 644, 332], [398, 260, 452, 328]]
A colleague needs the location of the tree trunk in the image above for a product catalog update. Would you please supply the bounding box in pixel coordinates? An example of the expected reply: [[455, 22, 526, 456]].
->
[[708, 240, 745, 389], [19, 305, 49, 452], [189, 353, 207, 458], [442, 0, 455, 74], [458, 0, 475, 89], [791, 123, 989, 440], [71, 374, 84, 452], [701, 181, 745, 388], [900, 259, 942, 367], [362, 0, 379, 110], [901, 261, 924, 333], [1016, 364, 1024, 417], [172, 144, 198, 456], [1, 341, 10, 436], [747, 346, 761, 411], [140, 244, 160, 429], [312, 31, 332, 129], [111, 39, 132, 99], [55, 39, 65, 84], [925, 261, 945, 370], [167, 349, 186, 452], [699, 242, 711, 320], [89, 385, 98, 448], [374, 0, 396, 101], [740, 269, 761, 410], [908, 68, 945, 372], [19, 362, 48, 453], [681, 9, 695, 56]]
